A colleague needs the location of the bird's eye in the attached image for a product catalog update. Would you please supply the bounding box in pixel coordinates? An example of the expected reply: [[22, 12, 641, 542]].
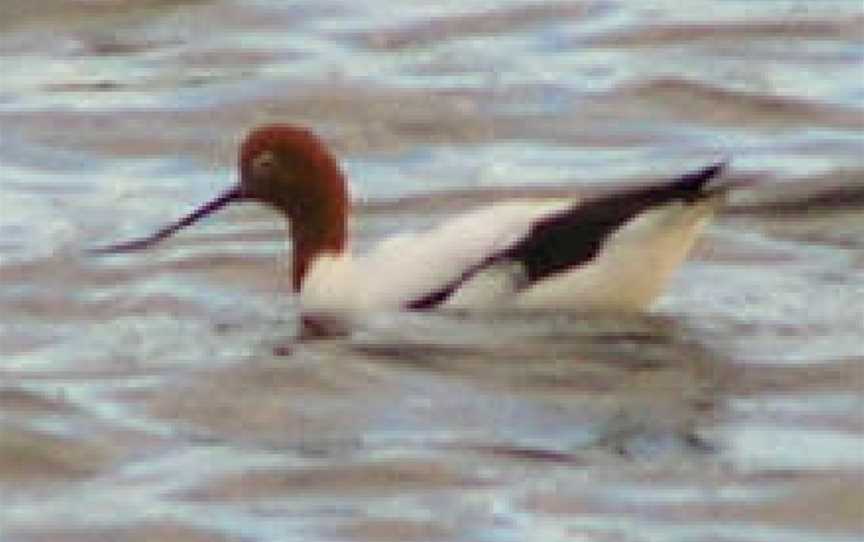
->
[[251, 151, 277, 177]]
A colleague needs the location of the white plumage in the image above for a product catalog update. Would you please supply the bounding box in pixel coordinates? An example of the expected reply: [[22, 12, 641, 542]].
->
[[299, 192, 722, 321]]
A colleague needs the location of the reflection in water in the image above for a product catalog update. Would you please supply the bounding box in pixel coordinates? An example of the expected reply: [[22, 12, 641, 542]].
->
[[1, 0, 863, 541]]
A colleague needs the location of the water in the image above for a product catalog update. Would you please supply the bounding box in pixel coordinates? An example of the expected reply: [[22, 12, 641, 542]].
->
[[1, 1, 863, 541]]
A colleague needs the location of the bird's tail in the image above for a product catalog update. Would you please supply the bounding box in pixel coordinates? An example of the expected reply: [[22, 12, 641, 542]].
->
[[671, 160, 758, 205], [670, 161, 728, 202]]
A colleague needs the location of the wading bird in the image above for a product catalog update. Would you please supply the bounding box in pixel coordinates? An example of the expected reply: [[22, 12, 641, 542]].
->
[[94, 125, 735, 335]]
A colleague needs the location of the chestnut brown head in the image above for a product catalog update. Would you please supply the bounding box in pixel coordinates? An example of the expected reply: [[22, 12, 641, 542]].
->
[[92, 124, 349, 290]]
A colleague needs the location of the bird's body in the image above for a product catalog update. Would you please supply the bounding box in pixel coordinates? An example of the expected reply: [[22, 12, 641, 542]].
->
[[299, 195, 717, 318], [93, 124, 735, 334]]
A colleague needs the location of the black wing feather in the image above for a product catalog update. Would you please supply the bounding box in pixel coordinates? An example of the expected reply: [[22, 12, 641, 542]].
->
[[407, 162, 726, 310]]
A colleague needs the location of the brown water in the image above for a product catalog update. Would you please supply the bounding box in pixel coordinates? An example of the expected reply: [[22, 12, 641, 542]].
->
[[1, 1, 863, 541]]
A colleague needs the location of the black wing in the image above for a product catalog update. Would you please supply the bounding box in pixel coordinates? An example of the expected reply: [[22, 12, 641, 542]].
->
[[407, 162, 727, 310]]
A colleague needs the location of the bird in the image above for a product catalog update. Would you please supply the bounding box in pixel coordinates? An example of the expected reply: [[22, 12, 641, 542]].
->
[[93, 124, 736, 335]]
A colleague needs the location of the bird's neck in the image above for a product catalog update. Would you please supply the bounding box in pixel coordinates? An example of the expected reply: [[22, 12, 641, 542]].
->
[[286, 183, 348, 292]]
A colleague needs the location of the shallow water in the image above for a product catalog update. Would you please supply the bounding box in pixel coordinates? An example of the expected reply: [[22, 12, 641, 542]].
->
[[1, 1, 863, 541]]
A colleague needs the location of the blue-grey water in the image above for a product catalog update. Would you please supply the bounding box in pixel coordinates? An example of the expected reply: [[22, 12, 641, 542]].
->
[[1, 1, 863, 541]]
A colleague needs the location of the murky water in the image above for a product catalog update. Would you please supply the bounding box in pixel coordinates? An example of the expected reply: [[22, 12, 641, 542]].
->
[[1, 1, 863, 541]]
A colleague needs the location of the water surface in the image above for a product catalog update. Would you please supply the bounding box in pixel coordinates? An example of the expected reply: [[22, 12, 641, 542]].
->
[[1, 1, 863, 541]]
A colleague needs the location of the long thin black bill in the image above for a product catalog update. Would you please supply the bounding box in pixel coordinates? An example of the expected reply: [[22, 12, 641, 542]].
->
[[89, 186, 245, 254]]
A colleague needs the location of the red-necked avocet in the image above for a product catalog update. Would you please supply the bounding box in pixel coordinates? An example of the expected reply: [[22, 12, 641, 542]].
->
[[94, 124, 737, 334]]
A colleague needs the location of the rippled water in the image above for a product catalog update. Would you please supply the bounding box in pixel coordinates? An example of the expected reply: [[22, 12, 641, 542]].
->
[[1, 1, 863, 541]]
